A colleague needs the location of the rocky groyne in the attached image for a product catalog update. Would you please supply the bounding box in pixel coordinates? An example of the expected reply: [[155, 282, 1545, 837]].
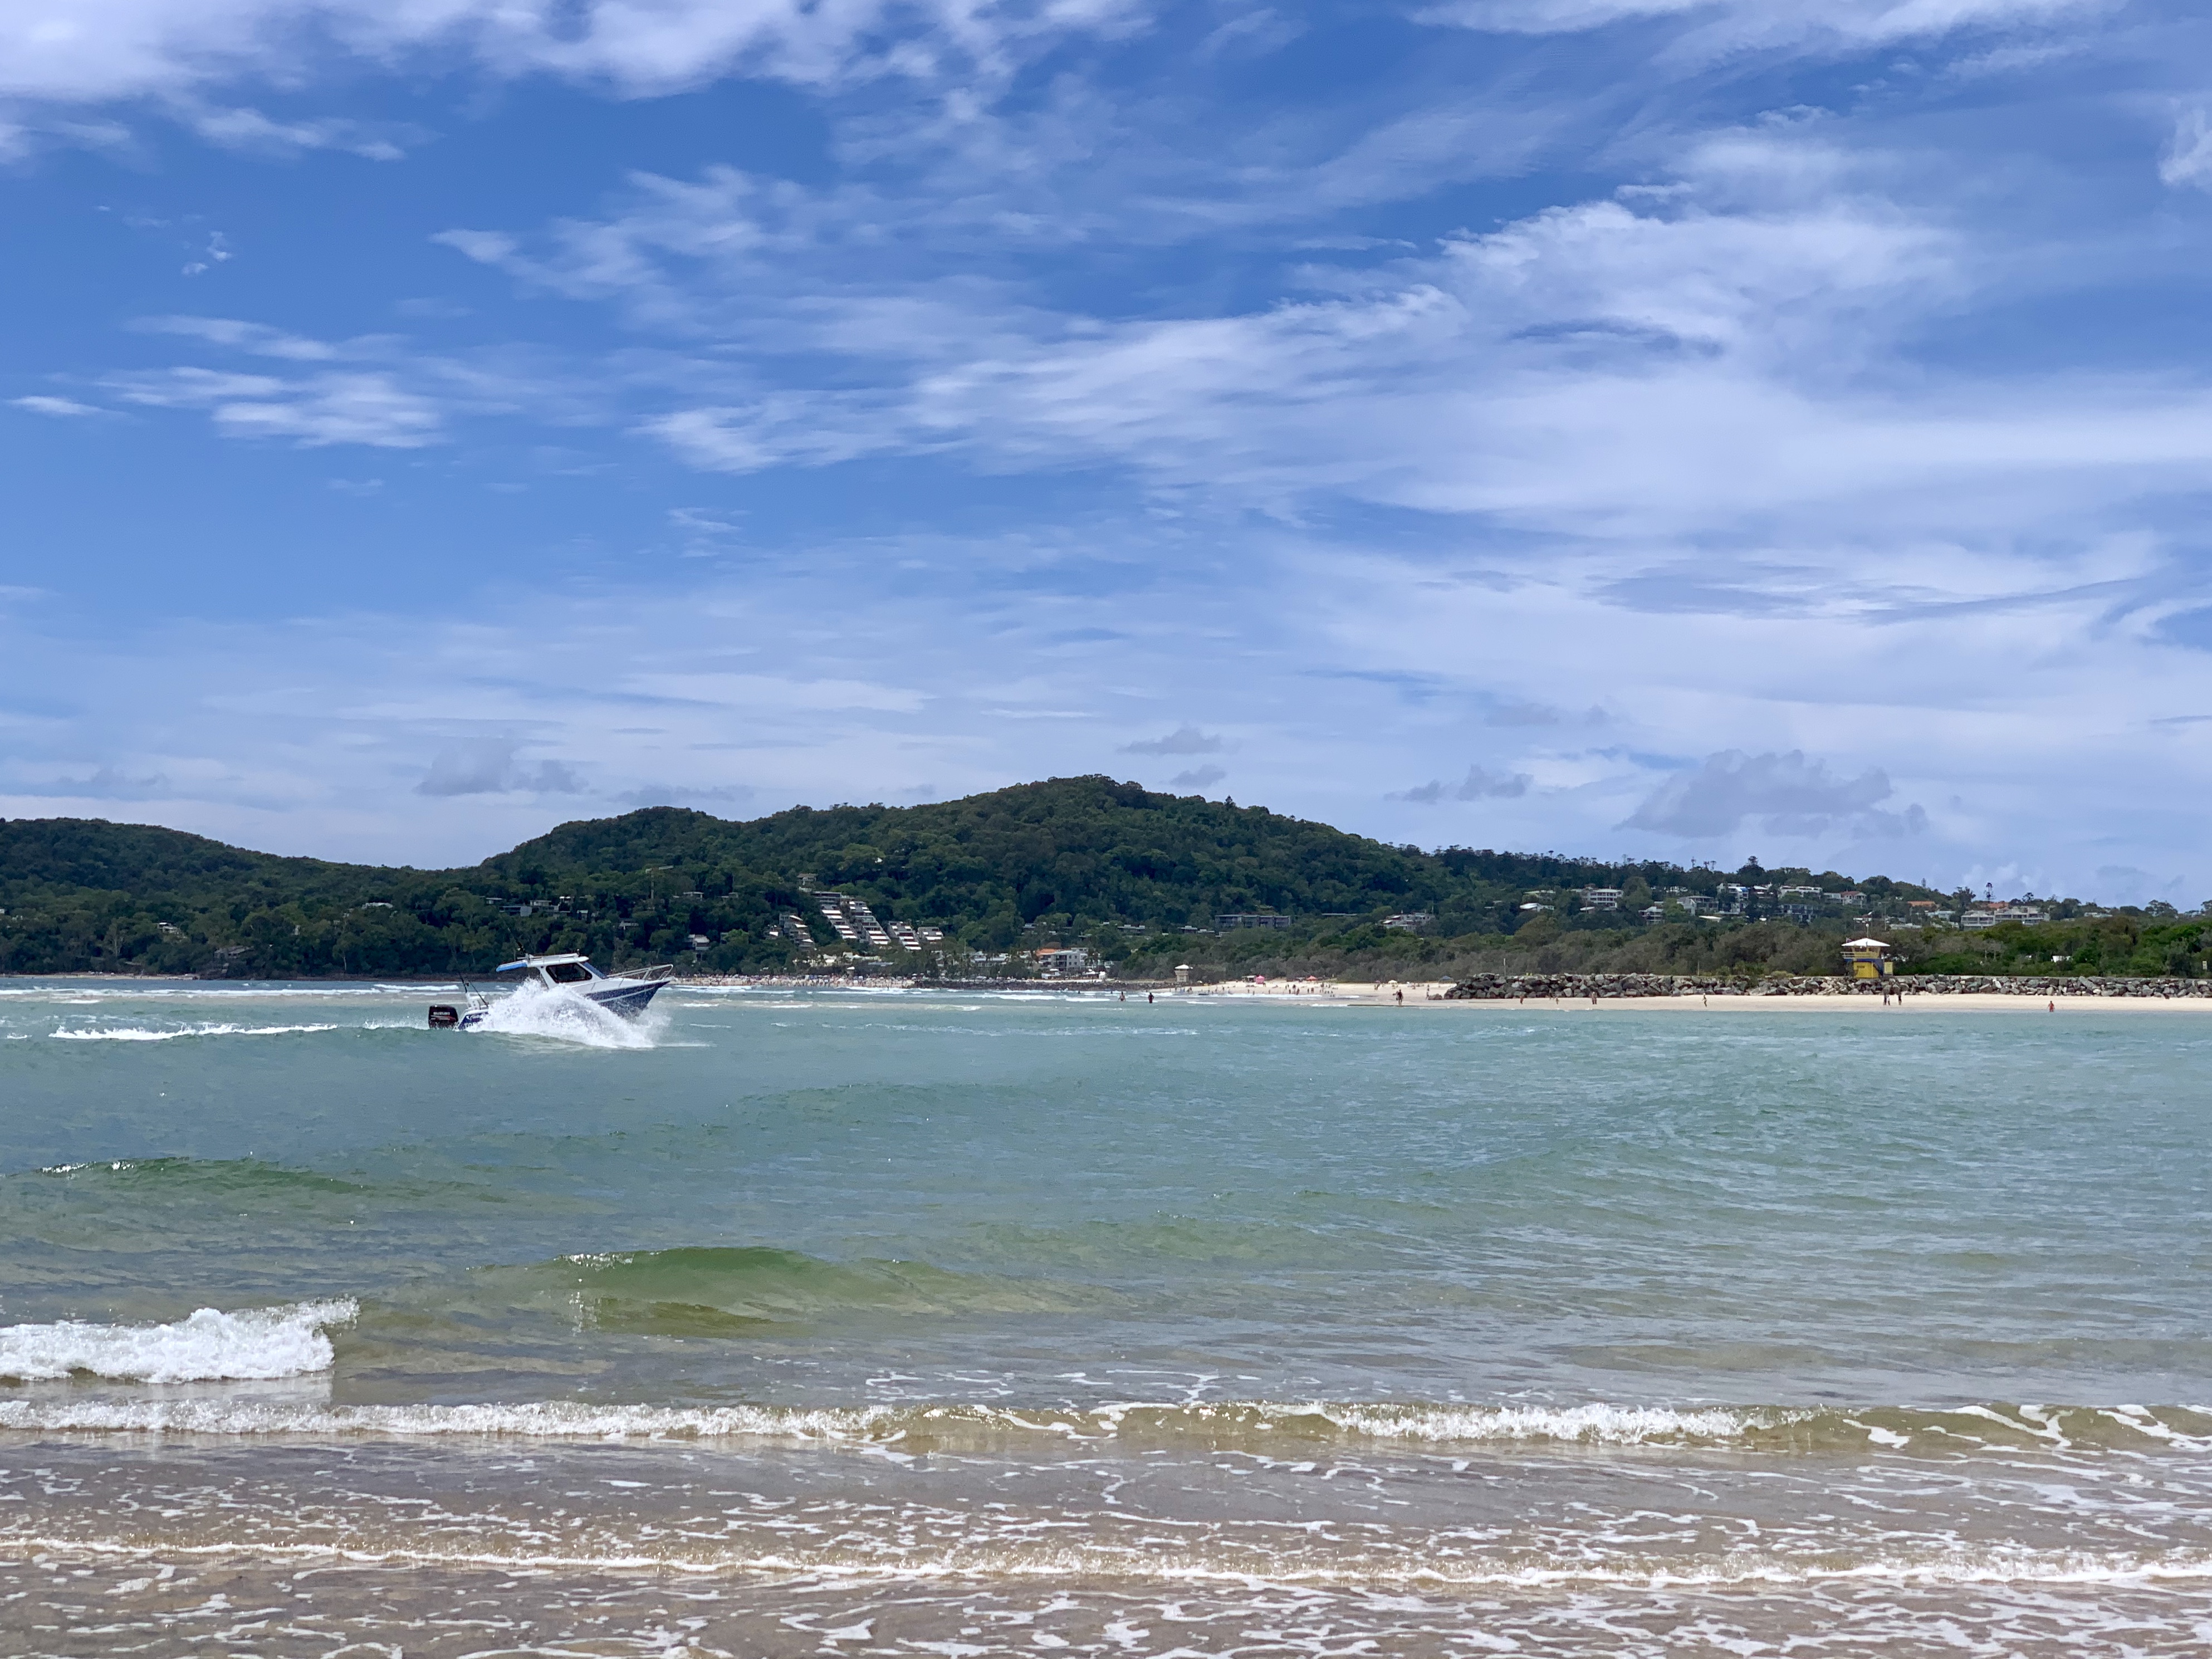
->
[[1445, 972, 2212, 1000]]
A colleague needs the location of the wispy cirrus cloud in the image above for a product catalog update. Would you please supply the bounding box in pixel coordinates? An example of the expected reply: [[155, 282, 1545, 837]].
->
[[10, 394, 115, 418], [11, 0, 2212, 909], [106, 365, 445, 447], [93, 316, 586, 448], [430, 112, 2212, 553], [133, 315, 349, 360], [1423, 0, 2104, 52], [177, 101, 424, 160], [0, 0, 1142, 105]]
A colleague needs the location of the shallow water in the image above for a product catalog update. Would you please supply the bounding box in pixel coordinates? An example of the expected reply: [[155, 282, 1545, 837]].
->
[[3, 979, 2211, 1654]]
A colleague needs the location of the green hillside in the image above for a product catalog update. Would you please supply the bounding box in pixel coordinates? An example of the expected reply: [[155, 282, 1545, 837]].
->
[[0, 775, 2195, 980]]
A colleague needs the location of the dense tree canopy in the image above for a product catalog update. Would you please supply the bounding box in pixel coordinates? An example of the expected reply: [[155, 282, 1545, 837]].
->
[[0, 776, 2167, 980]]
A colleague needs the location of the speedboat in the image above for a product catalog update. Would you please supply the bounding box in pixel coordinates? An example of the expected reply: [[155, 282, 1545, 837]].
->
[[428, 953, 674, 1029], [495, 952, 674, 1017]]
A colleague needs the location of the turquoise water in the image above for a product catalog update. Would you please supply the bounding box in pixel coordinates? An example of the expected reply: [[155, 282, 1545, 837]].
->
[[4, 980, 2212, 1655]]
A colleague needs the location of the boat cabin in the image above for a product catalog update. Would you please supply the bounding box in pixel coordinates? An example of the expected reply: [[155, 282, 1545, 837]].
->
[[496, 952, 605, 987]]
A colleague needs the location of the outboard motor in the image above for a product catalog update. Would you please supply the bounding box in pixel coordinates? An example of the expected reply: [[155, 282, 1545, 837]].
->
[[427, 1004, 461, 1028]]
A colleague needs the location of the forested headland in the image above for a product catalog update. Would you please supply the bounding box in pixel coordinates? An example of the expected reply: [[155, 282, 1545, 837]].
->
[[2, 775, 2203, 981]]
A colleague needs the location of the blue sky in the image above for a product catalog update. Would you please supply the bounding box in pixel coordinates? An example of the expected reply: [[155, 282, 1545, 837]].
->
[[5, 0, 2212, 899]]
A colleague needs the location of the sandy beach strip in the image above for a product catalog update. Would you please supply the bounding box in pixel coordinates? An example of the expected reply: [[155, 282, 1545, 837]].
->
[[1177, 980, 2212, 1012]]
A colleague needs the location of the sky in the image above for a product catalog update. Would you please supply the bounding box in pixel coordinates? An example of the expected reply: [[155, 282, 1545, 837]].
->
[[4, 0, 2212, 899]]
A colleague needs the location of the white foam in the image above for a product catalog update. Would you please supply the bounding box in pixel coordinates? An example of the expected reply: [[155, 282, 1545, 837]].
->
[[1307, 1400, 1782, 1444], [0, 1300, 356, 1383], [0, 1396, 883, 1440], [0, 1394, 1775, 1448], [471, 981, 665, 1049], [49, 1023, 341, 1042]]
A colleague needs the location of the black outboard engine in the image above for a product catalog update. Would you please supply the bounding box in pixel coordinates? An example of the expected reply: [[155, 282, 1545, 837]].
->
[[427, 1004, 460, 1028]]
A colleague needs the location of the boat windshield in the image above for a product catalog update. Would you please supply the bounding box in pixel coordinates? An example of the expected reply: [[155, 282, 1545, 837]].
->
[[544, 961, 594, 983]]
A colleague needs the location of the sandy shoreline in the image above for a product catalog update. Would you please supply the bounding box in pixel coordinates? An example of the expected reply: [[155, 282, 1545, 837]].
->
[[679, 972, 2212, 1011], [1180, 980, 2212, 1011], [16, 971, 2204, 1012]]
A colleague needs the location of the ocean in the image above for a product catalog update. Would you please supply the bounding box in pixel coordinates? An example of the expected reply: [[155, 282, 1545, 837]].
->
[[3, 978, 2210, 1656]]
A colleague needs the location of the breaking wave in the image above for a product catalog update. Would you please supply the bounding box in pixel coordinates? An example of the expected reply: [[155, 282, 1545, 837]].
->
[[4, 1392, 2208, 1457], [48, 1022, 342, 1042], [0, 1300, 356, 1383]]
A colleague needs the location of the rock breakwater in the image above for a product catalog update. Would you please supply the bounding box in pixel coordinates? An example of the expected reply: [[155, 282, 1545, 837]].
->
[[1445, 973, 2212, 1000]]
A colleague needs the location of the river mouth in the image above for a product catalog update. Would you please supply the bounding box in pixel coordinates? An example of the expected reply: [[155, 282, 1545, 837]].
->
[[6, 982, 2212, 1654]]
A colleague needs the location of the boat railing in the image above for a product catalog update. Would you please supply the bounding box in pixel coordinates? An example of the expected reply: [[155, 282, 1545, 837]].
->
[[637, 964, 676, 981]]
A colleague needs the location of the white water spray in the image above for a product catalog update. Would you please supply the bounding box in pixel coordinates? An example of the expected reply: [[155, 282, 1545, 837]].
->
[[471, 981, 667, 1049], [0, 1300, 356, 1383]]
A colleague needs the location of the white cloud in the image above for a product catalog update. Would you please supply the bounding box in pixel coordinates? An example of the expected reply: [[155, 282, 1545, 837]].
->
[[613, 781, 754, 807], [10, 394, 112, 418], [0, 0, 1139, 105], [94, 317, 565, 448], [2161, 108, 2212, 190], [1622, 749, 1924, 838], [134, 315, 344, 360], [569, 123, 2212, 555], [2092, 863, 2190, 908], [106, 365, 444, 447], [622, 672, 929, 713], [417, 740, 584, 796], [643, 399, 911, 473], [180, 101, 420, 159], [27, 765, 171, 799], [12, 0, 2206, 907], [1423, 0, 2102, 55], [1120, 724, 1223, 755], [1394, 765, 1533, 803], [4, 514, 2210, 897], [486, 121, 2212, 553], [179, 231, 232, 277]]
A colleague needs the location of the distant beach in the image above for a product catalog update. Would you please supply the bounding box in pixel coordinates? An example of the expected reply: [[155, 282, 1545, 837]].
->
[[663, 971, 2212, 1009], [1182, 978, 2212, 1010]]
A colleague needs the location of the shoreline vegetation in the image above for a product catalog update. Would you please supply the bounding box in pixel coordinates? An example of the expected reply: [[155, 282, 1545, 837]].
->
[[13, 969, 2211, 1007], [4, 775, 2205, 986]]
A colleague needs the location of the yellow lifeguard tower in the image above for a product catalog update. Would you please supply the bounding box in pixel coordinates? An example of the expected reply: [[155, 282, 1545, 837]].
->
[[1841, 937, 1895, 980]]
